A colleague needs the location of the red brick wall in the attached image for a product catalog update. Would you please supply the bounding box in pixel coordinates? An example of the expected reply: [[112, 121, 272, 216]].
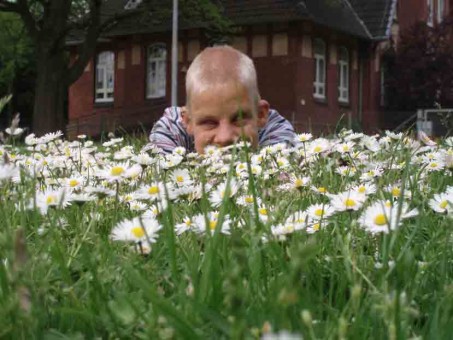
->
[[68, 24, 370, 138]]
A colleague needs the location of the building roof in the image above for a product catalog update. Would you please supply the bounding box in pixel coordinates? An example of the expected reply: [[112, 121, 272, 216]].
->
[[68, 0, 395, 44], [347, 0, 395, 38]]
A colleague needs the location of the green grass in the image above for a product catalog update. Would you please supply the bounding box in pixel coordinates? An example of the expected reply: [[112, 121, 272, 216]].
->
[[0, 131, 452, 339]]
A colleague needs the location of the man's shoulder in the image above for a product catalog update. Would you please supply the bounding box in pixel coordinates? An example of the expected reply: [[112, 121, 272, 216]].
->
[[259, 108, 295, 147]]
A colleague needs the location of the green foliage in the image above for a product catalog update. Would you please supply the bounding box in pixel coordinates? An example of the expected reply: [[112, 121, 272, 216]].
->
[[0, 12, 33, 92], [0, 132, 452, 338]]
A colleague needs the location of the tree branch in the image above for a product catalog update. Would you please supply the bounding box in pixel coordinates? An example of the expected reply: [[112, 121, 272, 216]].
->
[[15, 0, 39, 39], [65, 2, 142, 86]]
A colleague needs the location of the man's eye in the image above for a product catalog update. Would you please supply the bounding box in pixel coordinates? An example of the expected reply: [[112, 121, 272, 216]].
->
[[199, 120, 217, 128]]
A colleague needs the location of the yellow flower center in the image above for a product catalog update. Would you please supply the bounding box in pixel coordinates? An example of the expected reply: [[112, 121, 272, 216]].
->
[[148, 186, 159, 195], [314, 208, 324, 217], [373, 214, 387, 226], [313, 146, 322, 153], [318, 187, 326, 193], [111, 166, 124, 176], [176, 175, 184, 183], [391, 187, 401, 197], [285, 224, 295, 233], [69, 179, 79, 187], [185, 220, 192, 226], [430, 162, 438, 168], [245, 196, 254, 204], [46, 195, 57, 205], [313, 223, 320, 231], [209, 220, 217, 230], [259, 208, 268, 216], [345, 199, 356, 208], [294, 178, 304, 187], [342, 145, 350, 152], [440, 200, 448, 209], [131, 226, 145, 238], [358, 186, 366, 194]]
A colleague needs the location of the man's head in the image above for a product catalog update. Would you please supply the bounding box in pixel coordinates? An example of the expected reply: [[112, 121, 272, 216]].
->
[[182, 46, 268, 153]]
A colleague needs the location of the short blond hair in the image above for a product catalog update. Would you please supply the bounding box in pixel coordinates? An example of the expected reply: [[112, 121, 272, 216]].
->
[[185, 45, 260, 111]]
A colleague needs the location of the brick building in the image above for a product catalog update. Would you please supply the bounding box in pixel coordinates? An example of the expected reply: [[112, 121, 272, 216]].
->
[[67, 0, 452, 138]]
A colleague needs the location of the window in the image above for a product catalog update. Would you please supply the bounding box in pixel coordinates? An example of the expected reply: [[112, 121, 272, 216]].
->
[[313, 39, 326, 99], [427, 0, 434, 26], [95, 51, 114, 103], [147, 44, 167, 99], [338, 47, 349, 103], [438, 0, 444, 23]]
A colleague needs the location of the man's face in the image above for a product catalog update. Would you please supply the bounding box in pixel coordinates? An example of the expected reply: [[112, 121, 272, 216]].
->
[[183, 82, 267, 154]]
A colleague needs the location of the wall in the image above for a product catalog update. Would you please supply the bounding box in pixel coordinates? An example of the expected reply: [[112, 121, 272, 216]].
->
[[68, 22, 367, 138]]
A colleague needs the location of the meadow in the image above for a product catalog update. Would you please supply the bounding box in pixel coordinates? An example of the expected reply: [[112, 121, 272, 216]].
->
[[0, 129, 452, 339]]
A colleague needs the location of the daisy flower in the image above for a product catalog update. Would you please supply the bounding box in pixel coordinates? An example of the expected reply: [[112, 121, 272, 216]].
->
[[271, 223, 295, 237], [360, 167, 383, 181], [308, 138, 330, 155], [428, 193, 453, 214], [306, 203, 336, 221], [101, 162, 132, 182], [285, 210, 308, 230], [236, 194, 262, 207], [132, 152, 156, 166], [33, 188, 71, 215], [0, 164, 19, 182], [40, 131, 64, 144], [137, 182, 165, 201], [311, 186, 329, 195], [175, 216, 196, 235], [294, 133, 313, 144], [209, 179, 239, 207], [64, 176, 85, 191], [336, 141, 355, 154], [361, 136, 380, 152], [170, 168, 193, 187], [386, 184, 412, 200], [359, 200, 419, 234], [336, 166, 357, 177], [330, 191, 366, 212], [129, 201, 148, 211], [289, 175, 310, 189], [193, 212, 231, 235], [424, 159, 445, 172], [351, 182, 377, 196], [110, 216, 162, 245]]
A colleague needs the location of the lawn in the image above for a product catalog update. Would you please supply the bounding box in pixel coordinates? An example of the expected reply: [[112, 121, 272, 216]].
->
[[0, 130, 452, 339]]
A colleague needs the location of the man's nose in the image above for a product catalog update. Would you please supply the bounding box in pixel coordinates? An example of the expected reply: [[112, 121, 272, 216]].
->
[[213, 122, 238, 147]]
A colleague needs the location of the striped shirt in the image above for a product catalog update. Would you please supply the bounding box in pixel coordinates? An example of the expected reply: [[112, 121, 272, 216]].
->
[[149, 106, 295, 154]]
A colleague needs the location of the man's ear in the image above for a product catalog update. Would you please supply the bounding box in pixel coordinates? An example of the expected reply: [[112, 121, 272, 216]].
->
[[181, 106, 193, 135], [257, 99, 269, 128]]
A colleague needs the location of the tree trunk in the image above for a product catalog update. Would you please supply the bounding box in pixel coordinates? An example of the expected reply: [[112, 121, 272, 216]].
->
[[32, 48, 67, 136]]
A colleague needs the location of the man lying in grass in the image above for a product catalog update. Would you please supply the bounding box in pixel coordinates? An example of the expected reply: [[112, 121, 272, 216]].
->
[[149, 45, 295, 154]]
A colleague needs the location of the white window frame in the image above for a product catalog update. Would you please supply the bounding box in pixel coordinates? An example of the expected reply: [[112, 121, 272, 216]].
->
[[438, 0, 444, 23], [313, 39, 326, 100], [95, 51, 115, 103], [338, 47, 349, 103], [427, 0, 434, 26], [147, 43, 167, 99]]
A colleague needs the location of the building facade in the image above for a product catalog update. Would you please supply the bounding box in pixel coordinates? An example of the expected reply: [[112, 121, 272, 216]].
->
[[67, 0, 452, 139]]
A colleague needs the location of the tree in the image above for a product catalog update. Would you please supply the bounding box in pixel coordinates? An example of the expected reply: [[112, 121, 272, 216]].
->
[[0, 0, 229, 135], [385, 19, 453, 111], [0, 12, 33, 126]]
